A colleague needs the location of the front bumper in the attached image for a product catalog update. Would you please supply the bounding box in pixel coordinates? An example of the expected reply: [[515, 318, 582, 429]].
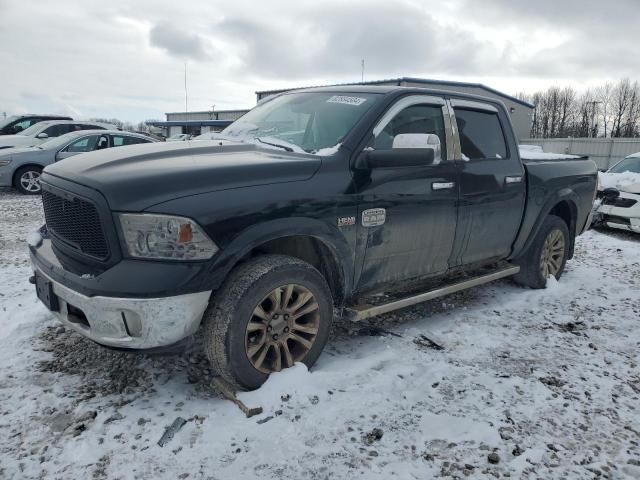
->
[[33, 267, 212, 349], [596, 191, 640, 233]]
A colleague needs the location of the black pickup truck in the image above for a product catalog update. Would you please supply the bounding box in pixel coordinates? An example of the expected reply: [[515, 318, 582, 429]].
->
[[29, 86, 597, 390]]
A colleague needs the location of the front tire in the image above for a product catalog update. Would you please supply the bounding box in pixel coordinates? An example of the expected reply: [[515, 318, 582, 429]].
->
[[203, 254, 333, 390], [513, 215, 570, 289], [14, 166, 43, 195]]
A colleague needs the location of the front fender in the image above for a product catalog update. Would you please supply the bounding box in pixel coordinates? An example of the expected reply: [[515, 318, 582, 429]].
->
[[201, 216, 354, 297]]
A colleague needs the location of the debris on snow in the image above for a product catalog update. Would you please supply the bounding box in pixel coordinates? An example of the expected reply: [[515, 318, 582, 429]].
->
[[157, 417, 187, 447]]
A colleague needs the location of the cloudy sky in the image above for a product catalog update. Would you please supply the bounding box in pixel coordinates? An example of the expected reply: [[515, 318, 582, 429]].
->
[[0, 0, 637, 122]]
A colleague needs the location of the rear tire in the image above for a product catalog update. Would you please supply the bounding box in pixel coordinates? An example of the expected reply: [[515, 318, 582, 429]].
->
[[203, 254, 333, 390], [14, 166, 43, 195], [513, 215, 570, 289]]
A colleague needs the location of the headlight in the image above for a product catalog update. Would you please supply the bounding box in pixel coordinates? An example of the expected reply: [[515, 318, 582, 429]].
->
[[118, 213, 218, 260], [0, 159, 11, 167]]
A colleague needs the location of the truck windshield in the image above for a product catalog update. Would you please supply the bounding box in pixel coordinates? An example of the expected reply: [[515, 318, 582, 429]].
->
[[221, 92, 381, 154], [609, 156, 640, 174]]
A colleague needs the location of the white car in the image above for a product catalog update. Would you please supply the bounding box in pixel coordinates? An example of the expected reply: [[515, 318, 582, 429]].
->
[[0, 120, 111, 150], [595, 153, 640, 233]]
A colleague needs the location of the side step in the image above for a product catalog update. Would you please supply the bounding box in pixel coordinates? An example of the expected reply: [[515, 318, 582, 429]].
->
[[344, 264, 520, 322]]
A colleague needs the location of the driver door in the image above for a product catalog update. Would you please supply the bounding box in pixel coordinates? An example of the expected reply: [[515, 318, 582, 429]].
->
[[353, 95, 459, 293], [56, 134, 105, 161]]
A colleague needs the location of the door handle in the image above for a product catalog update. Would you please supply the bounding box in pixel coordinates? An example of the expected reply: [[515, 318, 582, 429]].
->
[[432, 182, 456, 190], [505, 176, 523, 184]]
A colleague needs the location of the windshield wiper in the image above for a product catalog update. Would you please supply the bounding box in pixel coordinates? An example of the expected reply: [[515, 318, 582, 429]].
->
[[256, 137, 294, 152]]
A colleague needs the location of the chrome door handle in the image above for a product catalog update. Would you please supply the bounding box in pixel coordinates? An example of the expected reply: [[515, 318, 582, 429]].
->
[[432, 182, 456, 190], [505, 176, 523, 184]]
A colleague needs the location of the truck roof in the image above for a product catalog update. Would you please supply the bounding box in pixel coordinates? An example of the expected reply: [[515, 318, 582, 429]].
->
[[276, 85, 510, 111]]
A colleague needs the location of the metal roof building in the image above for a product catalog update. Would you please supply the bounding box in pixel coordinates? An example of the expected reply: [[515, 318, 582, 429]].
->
[[256, 77, 535, 139], [148, 109, 249, 137]]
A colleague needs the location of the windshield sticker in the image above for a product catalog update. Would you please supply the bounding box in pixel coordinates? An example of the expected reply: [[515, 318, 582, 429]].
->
[[327, 96, 367, 106]]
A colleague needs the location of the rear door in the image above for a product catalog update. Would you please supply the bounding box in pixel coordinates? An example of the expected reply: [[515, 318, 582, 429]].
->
[[449, 100, 525, 266], [353, 94, 459, 293]]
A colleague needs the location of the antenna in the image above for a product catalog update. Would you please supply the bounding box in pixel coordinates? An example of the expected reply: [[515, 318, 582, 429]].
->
[[361, 59, 365, 82]]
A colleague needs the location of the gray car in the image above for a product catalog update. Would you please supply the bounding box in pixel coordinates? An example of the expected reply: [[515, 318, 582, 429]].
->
[[0, 130, 155, 194]]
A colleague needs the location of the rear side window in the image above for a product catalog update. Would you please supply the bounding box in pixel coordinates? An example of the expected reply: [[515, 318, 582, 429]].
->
[[454, 108, 507, 160]]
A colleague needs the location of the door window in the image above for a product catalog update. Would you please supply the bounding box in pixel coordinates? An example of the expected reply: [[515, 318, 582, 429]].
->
[[43, 124, 73, 137], [372, 103, 447, 162], [454, 108, 507, 160], [64, 135, 100, 153]]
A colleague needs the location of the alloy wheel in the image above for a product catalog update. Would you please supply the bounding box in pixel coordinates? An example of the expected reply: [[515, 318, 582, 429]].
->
[[540, 228, 565, 279], [245, 284, 320, 374], [20, 170, 41, 193]]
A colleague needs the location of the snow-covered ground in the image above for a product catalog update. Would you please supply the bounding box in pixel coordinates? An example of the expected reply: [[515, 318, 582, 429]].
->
[[1, 190, 639, 479]]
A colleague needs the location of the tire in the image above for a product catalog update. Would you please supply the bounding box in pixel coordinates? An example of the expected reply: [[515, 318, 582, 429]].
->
[[203, 254, 333, 390], [513, 215, 570, 289], [14, 166, 43, 195]]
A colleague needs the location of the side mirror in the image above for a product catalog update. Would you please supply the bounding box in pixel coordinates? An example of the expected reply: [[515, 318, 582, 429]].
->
[[358, 147, 435, 170], [36, 133, 49, 139], [392, 133, 440, 150]]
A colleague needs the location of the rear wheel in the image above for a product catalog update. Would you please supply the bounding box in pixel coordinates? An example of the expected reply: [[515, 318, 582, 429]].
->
[[14, 166, 43, 195], [513, 215, 569, 289], [203, 254, 333, 390]]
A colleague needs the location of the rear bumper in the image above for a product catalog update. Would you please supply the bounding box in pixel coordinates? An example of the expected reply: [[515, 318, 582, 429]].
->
[[33, 267, 211, 349]]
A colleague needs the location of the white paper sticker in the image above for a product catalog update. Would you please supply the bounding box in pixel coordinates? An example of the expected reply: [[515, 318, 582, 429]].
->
[[327, 95, 367, 106]]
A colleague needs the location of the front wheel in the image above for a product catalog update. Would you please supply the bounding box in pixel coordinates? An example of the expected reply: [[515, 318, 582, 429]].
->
[[14, 166, 43, 195], [513, 215, 570, 289], [203, 254, 333, 390]]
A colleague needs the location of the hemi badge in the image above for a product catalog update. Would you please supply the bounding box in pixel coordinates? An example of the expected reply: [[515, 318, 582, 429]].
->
[[338, 216, 356, 227]]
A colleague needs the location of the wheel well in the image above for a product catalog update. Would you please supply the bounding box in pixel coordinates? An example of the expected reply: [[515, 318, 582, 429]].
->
[[242, 235, 345, 306], [12, 164, 43, 187], [549, 200, 577, 258]]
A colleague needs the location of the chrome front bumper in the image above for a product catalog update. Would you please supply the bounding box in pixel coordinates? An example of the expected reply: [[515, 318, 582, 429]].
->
[[34, 268, 212, 349]]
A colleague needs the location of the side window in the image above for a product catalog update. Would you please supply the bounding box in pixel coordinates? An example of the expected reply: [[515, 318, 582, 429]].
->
[[81, 124, 105, 130], [454, 108, 507, 160], [43, 125, 65, 137], [123, 136, 149, 145], [373, 104, 447, 161], [111, 135, 126, 147], [65, 135, 100, 153]]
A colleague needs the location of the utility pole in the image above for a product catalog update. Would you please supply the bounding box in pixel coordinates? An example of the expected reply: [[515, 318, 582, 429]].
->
[[587, 101, 602, 137], [361, 59, 365, 83], [184, 61, 188, 115]]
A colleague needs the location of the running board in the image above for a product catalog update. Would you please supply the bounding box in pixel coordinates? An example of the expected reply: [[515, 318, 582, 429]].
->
[[345, 265, 520, 322]]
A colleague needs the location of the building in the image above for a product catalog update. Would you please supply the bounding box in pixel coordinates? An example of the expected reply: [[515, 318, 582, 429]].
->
[[147, 109, 249, 138], [256, 77, 535, 139]]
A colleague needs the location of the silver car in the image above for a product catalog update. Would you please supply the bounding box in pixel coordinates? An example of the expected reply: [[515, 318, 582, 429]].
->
[[0, 130, 155, 194], [0, 120, 113, 150]]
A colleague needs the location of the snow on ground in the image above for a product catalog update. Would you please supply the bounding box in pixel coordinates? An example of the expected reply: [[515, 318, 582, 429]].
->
[[1, 190, 640, 479]]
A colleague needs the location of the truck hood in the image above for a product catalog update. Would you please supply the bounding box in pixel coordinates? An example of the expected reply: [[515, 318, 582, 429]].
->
[[43, 140, 322, 211]]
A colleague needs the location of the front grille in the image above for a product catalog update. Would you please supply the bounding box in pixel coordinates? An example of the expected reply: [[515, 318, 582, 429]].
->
[[42, 190, 109, 260], [602, 197, 637, 208]]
